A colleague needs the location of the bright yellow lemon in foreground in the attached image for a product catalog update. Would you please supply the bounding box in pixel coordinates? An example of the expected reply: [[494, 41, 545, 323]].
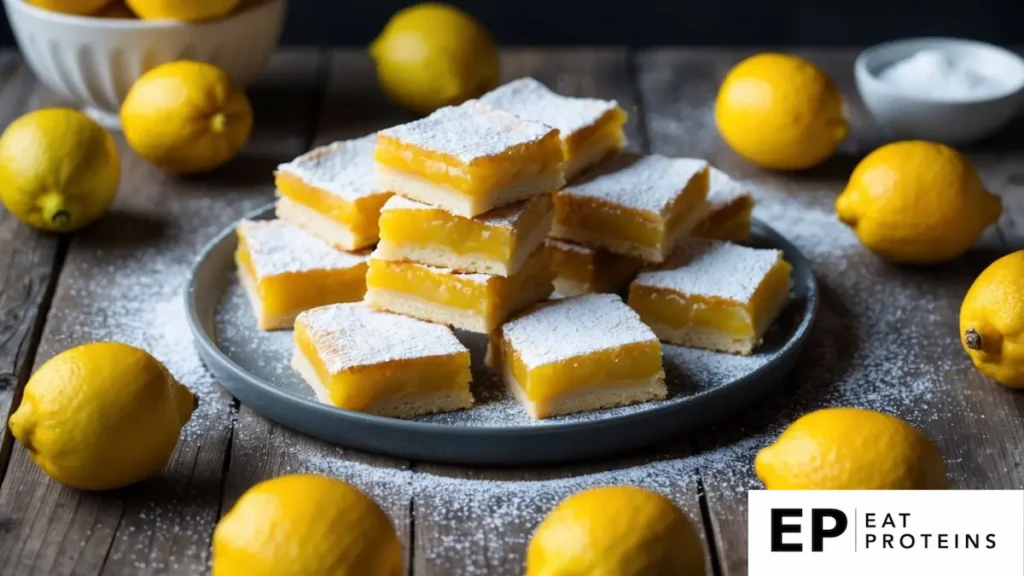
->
[[527, 486, 706, 576], [716, 53, 847, 170], [27, 0, 111, 15], [961, 250, 1024, 388], [755, 407, 947, 490], [213, 474, 402, 576], [121, 61, 252, 174], [0, 108, 120, 232], [125, 0, 241, 21], [370, 3, 499, 114], [8, 342, 196, 491], [836, 140, 1002, 263]]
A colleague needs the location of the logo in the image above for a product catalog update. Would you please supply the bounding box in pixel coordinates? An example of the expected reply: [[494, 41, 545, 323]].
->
[[749, 491, 1024, 575]]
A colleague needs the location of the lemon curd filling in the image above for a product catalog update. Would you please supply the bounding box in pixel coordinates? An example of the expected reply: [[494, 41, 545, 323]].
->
[[628, 239, 792, 355], [235, 220, 368, 331], [693, 167, 755, 243], [376, 194, 553, 276], [275, 171, 390, 243], [365, 245, 554, 333], [487, 294, 666, 419], [292, 303, 472, 418], [547, 239, 641, 297], [552, 154, 710, 263]]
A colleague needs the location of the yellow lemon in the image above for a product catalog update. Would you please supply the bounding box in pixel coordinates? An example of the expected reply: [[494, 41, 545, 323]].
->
[[370, 3, 499, 114], [26, 0, 111, 15], [124, 0, 240, 21], [836, 140, 1002, 263], [213, 474, 402, 576], [715, 53, 847, 170], [95, 1, 136, 18], [526, 486, 706, 576], [121, 61, 253, 174], [755, 408, 947, 490], [8, 342, 196, 491], [0, 108, 120, 233], [960, 250, 1024, 388]]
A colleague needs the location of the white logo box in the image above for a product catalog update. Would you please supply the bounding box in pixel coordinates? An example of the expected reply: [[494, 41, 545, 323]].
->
[[749, 490, 1024, 575]]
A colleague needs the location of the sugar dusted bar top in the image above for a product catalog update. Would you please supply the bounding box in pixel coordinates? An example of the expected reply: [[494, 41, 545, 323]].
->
[[276, 135, 385, 203], [236, 219, 367, 280], [296, 303, 467, 373], [374, 100, 566, 216], [480, 77, 627, 178]]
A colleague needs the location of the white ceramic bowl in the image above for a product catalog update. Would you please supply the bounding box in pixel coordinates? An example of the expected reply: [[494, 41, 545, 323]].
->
[[4, 0, 286, 129], [855, 37, 1024, 145]]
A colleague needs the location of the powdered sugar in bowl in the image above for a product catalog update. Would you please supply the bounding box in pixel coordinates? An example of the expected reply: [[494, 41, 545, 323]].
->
[[855, 38, 1024, 144]]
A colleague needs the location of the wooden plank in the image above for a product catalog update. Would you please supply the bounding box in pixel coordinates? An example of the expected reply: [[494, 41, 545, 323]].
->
[[637, 48, 1024, 575], [218, 50, 415, 573], [411, 48, 711, 576], [0, 53, 67, 487], [0, 50, 322, 576]]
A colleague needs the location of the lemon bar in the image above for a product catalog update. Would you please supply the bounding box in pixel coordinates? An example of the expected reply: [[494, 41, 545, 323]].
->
[[481, 77, 628, 180], [292, 303, 473, 418], [547, 238, 642, 298], [235, 220, 368, 331], [365, 245, 554, 333], [375, 100, 565, 217], [628, 239, 792, 355], [488, 293, 665, 419], [693, 168, 754, 242], [376, 194, 553, 276], [275, 135, 392, 250], [552, 153, 710, 263]]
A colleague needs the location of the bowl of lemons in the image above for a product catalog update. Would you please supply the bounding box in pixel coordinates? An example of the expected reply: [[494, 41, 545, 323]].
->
[[3, 0, 285, 129]]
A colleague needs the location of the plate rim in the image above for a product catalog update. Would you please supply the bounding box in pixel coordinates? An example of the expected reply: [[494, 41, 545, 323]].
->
[[186, 202, 819, 439]]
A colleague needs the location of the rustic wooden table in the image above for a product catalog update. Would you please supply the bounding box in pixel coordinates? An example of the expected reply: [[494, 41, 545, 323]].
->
[[0, 47, 1022, 575]]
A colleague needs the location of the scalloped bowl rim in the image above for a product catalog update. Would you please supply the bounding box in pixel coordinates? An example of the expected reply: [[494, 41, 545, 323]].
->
[[4, 0, 285, 30]]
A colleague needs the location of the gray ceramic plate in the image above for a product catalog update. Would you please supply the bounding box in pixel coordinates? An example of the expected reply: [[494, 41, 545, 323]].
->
[[186, 203, 818, 465]]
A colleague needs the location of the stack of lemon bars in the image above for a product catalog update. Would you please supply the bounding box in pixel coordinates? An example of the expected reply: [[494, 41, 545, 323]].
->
[[234, 77, 791, 421]]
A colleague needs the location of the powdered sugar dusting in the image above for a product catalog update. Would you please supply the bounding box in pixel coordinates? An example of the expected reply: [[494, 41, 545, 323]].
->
[[297, 303, 467, 373], [276, 135, 387, 202], [381, 194, 534, 230], [498, 294, 659, 369], [239, 219, 367, 278], [379, 100, 557, 165], [707, 166, 752, 212], [480, 77, 620, 138], [633, 239, 783, 303], [560, 153, 708, 215]]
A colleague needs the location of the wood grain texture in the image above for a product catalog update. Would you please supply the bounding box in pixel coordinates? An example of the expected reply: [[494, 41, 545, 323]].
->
[[411, 48, 711, 576], [637, 48, 1024, 575], [0, 54, 66, 488], [0, 51, 321, 576], [218, 50, 415, 572]]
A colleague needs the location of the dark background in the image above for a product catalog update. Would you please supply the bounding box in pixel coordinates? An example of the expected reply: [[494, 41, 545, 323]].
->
[[2, 0, 1023, 47]]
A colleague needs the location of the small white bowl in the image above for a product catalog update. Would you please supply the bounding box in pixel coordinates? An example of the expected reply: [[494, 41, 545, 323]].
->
[[855, 37, 1024, 145], [4, 0, 286, 130]]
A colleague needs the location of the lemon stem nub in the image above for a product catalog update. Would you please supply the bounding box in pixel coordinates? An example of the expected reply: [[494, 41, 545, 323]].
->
[[51, 211, 70, 228], [192, 392, 200, 410], [210, 113, 227, 134], [965, 329, 982, 350]]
